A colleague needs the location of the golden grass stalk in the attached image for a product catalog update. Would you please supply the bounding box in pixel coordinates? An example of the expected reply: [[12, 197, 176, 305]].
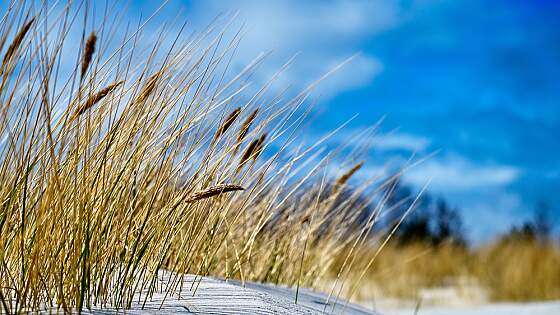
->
[[135, 71, 161, 104], [1, 17, 34, 70], [331, 161, 364, 195], [185, 184, 244, 203], [238, 133, 266, 171], [214, 107, 241, 140], [73, 81, 123, 118], [81, 32, 97, 79]]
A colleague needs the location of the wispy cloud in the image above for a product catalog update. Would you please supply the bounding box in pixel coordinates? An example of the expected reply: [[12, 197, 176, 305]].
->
[[405, 153, 521, 191], [179, 0, 402, 98], [374, 132, 431, 152]]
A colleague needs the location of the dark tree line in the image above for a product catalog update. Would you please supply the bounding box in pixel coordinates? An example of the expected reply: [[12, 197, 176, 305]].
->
[[381, 179, 558, 247], [305, 174, 556, 247], [382, 178, 466, 247], [502, 201, 553, 243]]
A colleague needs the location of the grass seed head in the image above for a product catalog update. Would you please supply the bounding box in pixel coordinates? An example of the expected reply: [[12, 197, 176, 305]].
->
[[185, 184, 244, 203], [73, 81, 124, 118], [81, 32, 97, 79], [238, 133, 266, 171], [237, 109, 259, 144], [135, 71, 161, 104], [233, 108, 259, 155], [214, 107, 241, 140], [332, 161, 364, 195], [1, 17, 35, 70], [253, 133, 266, 160]]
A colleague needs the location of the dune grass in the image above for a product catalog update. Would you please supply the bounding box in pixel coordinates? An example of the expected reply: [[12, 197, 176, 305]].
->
[[344, 240, 560, 303], [474, 239, 560, 301], [0, 1, 403, 312]]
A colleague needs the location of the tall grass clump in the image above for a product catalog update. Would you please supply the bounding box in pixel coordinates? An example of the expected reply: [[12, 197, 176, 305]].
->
[[474, 239, 560, 301], [0, 1, 402, 312], [341, 240, 560, 303]]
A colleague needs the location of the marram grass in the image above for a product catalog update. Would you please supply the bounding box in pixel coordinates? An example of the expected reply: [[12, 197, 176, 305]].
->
[[0, 1, 397, 313]]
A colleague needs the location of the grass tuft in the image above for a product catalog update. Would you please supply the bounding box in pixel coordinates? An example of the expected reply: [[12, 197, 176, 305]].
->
[[0, 2, 393, 312]]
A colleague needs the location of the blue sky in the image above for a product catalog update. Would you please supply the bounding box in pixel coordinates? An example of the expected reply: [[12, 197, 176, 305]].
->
[[125, 0, 560, 241], [166, 0, 560, 242], [7, 0, 558, 242]]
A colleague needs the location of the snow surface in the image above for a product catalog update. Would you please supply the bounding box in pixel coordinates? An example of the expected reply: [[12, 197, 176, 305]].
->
[[79, 272, 378, 314], [32, 271, 558, 314], [381, 301, 560, 315]]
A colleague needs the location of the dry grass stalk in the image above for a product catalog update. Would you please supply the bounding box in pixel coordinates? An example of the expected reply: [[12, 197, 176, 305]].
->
[[185, 184, 244, 203], [1, 18, 34, 69], [81, 32, 97, 79], [135, 72, 161, 104], [331, 161, 364, 195], [73, 81, 123, 118], [214, 107, 241, 140]]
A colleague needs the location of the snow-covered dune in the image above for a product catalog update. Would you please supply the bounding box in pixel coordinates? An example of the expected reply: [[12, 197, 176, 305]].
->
[[81, 272, 377, 314], [382, 301, 560, 315], [49, 271, 560, 315]]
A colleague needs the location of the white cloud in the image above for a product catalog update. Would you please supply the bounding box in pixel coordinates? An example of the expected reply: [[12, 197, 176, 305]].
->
[[320, 128, 431, 153], [461, 192, 524, 243], [374, 132, 431, 152], [315, 54, 383, 99], [179, 0, 402, 99], [404, 153, 521, 191], [396, 152, 526, 243]]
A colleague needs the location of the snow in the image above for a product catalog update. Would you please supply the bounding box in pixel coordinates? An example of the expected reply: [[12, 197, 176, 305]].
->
[[29, 271, 559, 314], [380, 301, 560, 315], [78, 272, 378, 314], [368, 285, 560, 315]]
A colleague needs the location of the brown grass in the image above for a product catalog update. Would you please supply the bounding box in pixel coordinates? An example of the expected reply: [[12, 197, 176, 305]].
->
[[135, 71, 161, 104], [238, 109, 259, 143], [214, 107, 241, 140], [238, 133, 267, 171], [4, 2, 552, 313], [332, 161, 364, 195]]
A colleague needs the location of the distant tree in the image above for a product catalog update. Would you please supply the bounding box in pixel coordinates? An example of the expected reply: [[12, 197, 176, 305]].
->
[[383, 177, 418, 225], [396, 207, 433, 244], [432, 199, 465, 246], [383, 177, 434, 244], [502, 201, 553, 244], [503, 223, 536, 241], [533, 201, 551, 242], [384, 179, 466, 247]]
